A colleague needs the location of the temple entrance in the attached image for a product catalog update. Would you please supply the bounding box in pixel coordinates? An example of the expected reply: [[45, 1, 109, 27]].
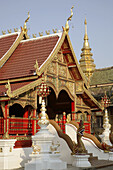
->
[[9, 103, 24, 117], [47, 88, 72, 119]]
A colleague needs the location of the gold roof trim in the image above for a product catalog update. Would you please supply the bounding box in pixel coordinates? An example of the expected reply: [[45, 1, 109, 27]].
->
[[5, 78, 43, 98], [0, 31, 24, 68]]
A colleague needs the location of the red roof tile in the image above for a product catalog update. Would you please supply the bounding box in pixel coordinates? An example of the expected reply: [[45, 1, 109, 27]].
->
[[0, 35, 59, 80], [0, 81, 32, 96], [0, 34, 18, 60]]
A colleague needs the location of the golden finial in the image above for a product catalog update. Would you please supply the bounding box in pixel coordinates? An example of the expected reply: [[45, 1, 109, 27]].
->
[[39, 32, 43, 36], [2, 31, 6, 35], [14, 28, 18, 32], [45, 30, 50, 35], [84, 17, 87, 25], [8, 29, 12, 33], [22, 12, 30, 38], [52, 29, 57, 33], [64, 6, 74, 32], [84, 17, 88, 36], [34, 60, 40, 76], [23, 11, 30, 30], [32, 34, 37, 38]]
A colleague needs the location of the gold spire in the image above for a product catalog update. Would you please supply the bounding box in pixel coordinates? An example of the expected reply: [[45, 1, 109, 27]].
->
[[79, 17, 95, 83], [83, 17, 89, 48], [64, 6, 74, 32], [22, 12, 30, 39]]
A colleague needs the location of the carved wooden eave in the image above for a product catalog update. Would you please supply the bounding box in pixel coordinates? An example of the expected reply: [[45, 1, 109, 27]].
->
[[82, 86, 103, 110], [4, 78, 43, 99], [0, 31, 24, 68]]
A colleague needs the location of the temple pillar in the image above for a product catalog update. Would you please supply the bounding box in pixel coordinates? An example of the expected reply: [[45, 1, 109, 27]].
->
[[3, 102, 9, 138], [32, 109, 36, 135], [71, 101, 75, 120], [62, 112, 66, 133]]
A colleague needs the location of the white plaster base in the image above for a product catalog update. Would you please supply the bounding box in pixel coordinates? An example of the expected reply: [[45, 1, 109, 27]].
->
[[25, 153, 67, 170], [0, 139, 17, 170], [109, 152, 113, 161], [72, 154, 91, 167]]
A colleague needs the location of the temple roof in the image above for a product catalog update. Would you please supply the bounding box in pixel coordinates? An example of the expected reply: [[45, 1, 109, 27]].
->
[[90, 66, 113, 86], [90, 67, 113, 104], [0, 33, 19, 60], [0, 33, 61, 80]]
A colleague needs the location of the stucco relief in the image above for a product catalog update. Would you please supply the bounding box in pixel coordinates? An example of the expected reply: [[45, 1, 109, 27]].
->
[[58, 52, 66, 63], [66, 81, 75, 96], [58, 65, 67, 77], [76, 81, 83, 93], [47, 62, 56, 74], [47, 76, 57, 88], [67, 69, 72, 79]]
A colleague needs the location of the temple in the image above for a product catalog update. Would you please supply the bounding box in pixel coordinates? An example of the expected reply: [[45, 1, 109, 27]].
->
[[0, 12, 102, 148]]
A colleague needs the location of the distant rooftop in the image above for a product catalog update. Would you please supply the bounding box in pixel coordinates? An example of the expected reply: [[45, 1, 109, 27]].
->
[[90, 66, 113, 86]]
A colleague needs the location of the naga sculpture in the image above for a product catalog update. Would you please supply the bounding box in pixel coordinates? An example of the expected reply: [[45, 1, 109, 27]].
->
[[72, 120, 87, 154]]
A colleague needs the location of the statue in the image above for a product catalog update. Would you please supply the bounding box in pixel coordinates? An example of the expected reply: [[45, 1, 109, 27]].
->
[[72, 120, 87, 154], [66, 114, 71, 123]]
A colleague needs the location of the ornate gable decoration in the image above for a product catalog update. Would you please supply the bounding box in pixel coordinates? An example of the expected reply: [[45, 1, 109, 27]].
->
[[76, 81, 84, 94], [47, 62, 56, 75]]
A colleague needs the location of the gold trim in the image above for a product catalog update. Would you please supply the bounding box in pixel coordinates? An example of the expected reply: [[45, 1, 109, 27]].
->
[[0, 75, 38, 84], [5, 78, 43, 98]]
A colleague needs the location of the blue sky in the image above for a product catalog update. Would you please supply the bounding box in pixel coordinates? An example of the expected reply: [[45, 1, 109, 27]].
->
[[0, 0, 113, 69]]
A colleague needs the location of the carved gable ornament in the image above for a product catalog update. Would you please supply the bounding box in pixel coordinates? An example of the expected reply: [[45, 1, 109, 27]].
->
[[76, 81, 84, 94]]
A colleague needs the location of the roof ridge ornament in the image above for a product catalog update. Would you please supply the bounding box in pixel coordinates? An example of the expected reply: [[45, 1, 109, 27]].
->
[[5, 80, 12, 97], [64, 6, 74, 33], [34, 60, 41, 76], [22, 11, 30, 39]]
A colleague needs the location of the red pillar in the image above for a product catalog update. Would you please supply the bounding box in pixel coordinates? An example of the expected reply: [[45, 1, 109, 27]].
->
[[32, 109, 36, 135], [71, 101, 75, 120], [87, 114, 91, 122], [4, 101, 9, 136], [62, 112, 66, 133]]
